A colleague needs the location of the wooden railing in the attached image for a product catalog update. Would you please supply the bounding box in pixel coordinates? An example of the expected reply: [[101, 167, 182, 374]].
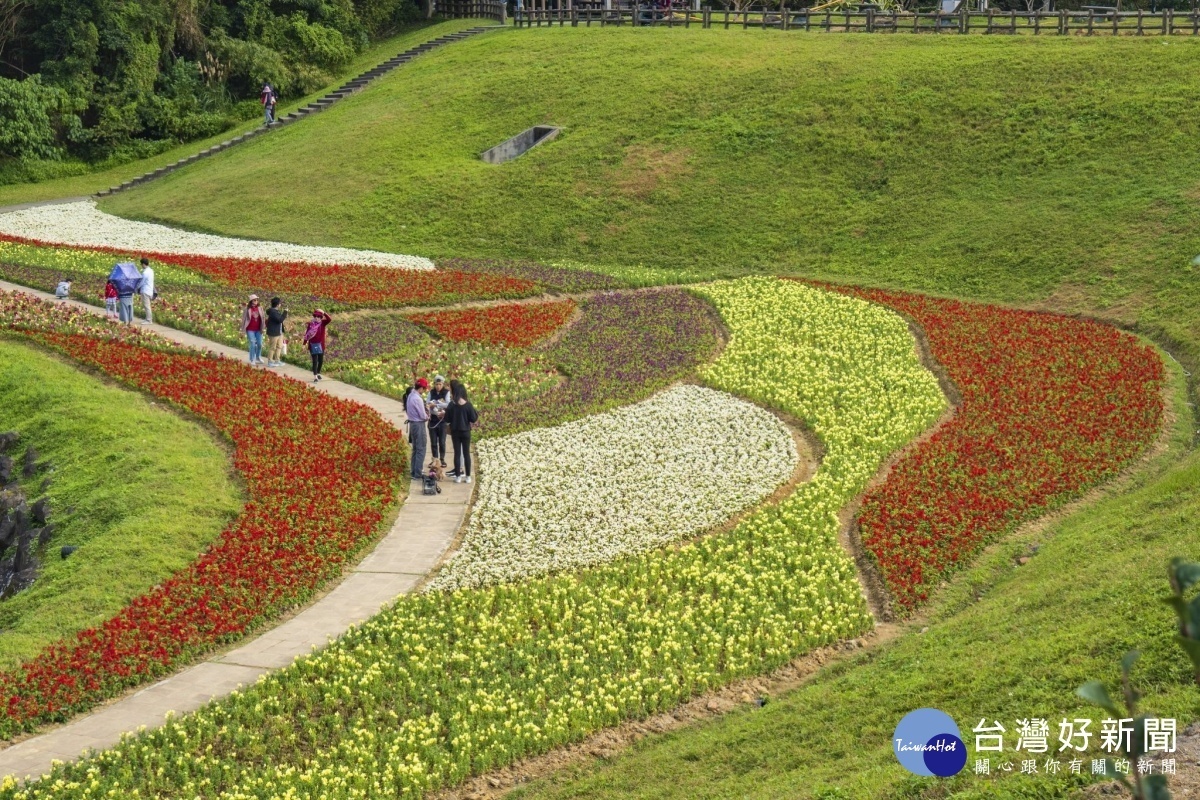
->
[[514, 5, 1200, 34], [439, 0, 508, 22]]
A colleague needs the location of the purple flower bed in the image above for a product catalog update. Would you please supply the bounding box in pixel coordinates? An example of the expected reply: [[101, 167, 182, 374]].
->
[[482, 289, 723, 436], [438, 258, 623, 294], [324, 314, 429, 361]]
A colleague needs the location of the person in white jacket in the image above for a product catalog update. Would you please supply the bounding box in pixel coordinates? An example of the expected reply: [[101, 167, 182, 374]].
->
[[139, 257, 155, 324]]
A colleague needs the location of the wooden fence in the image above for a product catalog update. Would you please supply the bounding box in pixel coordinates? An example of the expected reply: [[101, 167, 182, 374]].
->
[[514, 5, 1200, 34], [438, 0, 508, 21]]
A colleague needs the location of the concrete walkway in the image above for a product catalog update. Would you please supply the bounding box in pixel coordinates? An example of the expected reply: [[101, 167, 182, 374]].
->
[[0, 280, 471, 782]]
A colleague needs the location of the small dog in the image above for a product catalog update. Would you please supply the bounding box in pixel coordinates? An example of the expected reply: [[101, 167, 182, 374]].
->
[[422, 461, 444, 495], [427, 461, 446, 482]]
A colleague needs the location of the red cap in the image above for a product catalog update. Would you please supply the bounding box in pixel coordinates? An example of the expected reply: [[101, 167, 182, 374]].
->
[[415, 378, 429, 389]]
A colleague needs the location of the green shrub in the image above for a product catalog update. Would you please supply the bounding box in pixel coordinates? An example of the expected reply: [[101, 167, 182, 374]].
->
[[0, 77, 64, 162]]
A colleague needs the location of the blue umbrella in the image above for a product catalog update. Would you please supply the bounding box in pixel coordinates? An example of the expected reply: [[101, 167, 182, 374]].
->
[[108, 262, 142, 296]]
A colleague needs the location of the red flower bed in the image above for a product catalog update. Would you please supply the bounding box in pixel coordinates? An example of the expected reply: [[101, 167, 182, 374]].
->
[[0, 233, 540, 306], [823, 285, 1164, 611], [0, 295, 405, 735], [407, 300, 577, 347]]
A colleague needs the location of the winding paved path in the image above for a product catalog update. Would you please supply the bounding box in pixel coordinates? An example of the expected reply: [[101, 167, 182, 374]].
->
[[0, 280, 470, 783]]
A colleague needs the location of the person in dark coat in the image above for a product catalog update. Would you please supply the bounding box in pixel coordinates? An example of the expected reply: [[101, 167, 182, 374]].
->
[[445, 379, 479, 484], [265, 297, 288, 367]]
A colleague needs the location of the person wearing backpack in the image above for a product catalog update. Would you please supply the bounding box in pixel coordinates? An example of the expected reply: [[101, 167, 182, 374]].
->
[[446, 379, 479, 484], [303, 309, 331, 382]]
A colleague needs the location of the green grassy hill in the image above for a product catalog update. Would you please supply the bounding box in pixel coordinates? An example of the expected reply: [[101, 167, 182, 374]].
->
[[54, 27, 1200, 798], [103, 29, 1200, 368], [0, 19, 489, 208]]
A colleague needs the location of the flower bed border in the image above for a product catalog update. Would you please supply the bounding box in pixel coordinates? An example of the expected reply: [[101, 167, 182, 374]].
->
[[0, 295, 406, 737]]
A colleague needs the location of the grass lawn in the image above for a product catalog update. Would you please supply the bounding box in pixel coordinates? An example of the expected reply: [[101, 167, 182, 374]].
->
[[25, 26, 1200, 798], [0, 19, 492, 209], [0, 339, 242, 670]]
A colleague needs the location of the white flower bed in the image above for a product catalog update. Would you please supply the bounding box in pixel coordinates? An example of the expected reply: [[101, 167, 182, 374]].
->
[[0, 201, 434, 270], [429, 384, 799, 591]]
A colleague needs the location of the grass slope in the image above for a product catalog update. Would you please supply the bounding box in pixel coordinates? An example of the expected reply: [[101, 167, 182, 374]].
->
[[0, 19, 490, 209], [103, 30, 1200, 368], [0, 339, 242, 669]]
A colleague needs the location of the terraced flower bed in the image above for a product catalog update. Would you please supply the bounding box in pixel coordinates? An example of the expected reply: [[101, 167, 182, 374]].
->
[[0, 236, 540, 308], [0, 201, 434, 269], [0, 292, 405, 737], [437, 258, 622, 293], [430, 384, 799, 591], [482, 289, 723, 437], [0, 278, 946, 799], [823, 285, 1166, 611], [406, 300, 578, 347]]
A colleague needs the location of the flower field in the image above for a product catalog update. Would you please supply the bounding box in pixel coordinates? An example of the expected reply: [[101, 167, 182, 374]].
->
[[0, 292, 405, 737], [0, 201, 434, 269], [430, 384, 798, 591], [0, 238, 211, 285], [437, 258, 623, 293], [406, 300, 578, 347], [0, 277, 946, 799], [333, 338, 562, 409], [0, 235, 540, 308], [820, 284, 1165, 611], [482, 290, 723, 437]]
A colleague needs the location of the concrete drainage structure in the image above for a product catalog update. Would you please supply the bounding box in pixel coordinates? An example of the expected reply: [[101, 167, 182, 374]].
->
[[480, 126, 561, 164]]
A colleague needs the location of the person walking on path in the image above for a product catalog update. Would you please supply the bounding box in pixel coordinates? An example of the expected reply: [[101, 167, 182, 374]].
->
[[241, 295, 266, 366], [303, 309, 331, 382], [109, 261, 141, 324], [407, 377, 431, 481], [446, 379, 479, 484], [261, 82, 276, 126], [139, 257, 155, 324], [265, 297, 288, 367], [103, 279, 118, 320], [427, 375, 450, 468]]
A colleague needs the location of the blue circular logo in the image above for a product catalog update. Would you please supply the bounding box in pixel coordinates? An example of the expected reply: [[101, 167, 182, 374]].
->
[[893, 709, 967, 777]]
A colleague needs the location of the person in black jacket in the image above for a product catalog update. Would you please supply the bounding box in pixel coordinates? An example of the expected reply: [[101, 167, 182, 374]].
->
[[445, 379, 479, 484], [265, 297, 288, 367]]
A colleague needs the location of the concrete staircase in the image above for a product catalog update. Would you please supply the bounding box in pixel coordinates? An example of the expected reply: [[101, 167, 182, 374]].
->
[[94, 25, 501, 199]]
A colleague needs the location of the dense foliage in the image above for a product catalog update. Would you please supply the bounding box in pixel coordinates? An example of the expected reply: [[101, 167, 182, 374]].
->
[[0, 0, 423, 175]]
